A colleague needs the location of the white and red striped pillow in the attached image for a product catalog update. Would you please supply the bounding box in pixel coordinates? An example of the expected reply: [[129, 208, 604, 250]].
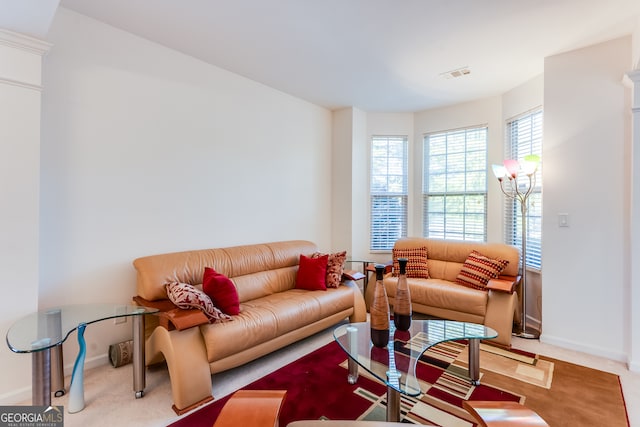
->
[[455, 250, 509, 290]]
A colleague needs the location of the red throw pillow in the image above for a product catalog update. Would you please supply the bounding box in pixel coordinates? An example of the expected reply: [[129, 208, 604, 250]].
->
[[202, 267, 240, 315], [295, 254, 328, 291]]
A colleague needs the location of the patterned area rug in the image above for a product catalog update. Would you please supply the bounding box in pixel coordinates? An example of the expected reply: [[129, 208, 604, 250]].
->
[[169, 338, 629, 427]]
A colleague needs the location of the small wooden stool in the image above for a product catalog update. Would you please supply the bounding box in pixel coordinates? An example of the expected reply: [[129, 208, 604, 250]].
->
[[463, 401, 550, 427], [213, 390, 287, 427]]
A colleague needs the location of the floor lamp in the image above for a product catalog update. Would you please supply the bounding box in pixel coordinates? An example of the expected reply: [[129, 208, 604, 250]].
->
[[491, 155, 540, 339]]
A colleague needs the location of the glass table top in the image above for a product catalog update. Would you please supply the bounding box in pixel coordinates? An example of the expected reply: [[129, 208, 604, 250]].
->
[[6, 304, 158, 353], [334, 320, 497, 396]]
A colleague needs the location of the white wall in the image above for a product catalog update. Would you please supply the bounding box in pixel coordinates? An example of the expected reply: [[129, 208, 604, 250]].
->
[[331, 108, 356, 256], [0, 30, 50, 403], [542, 36, 631, 361], [634, 16, 640, 69], [331, 107, 370, 263], [627, 68, 640, 372], [2, 7, 333, 402]]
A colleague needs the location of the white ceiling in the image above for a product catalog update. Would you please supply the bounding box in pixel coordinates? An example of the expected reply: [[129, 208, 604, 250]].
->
[[3, 0, 640, 112]]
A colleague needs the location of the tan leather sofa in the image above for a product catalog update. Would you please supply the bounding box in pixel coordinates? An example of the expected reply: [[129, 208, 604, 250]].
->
[[132, 240, 367, 414], [365, 237, 520, 347]]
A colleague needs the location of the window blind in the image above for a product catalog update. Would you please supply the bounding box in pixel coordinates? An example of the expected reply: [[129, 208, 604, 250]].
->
[[423, 126, 487, 241], [370, 136, 408, 251], [506, 109, 543, 270]]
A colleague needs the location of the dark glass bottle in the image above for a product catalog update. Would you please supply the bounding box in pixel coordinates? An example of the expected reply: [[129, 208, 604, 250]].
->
[[370, 264, 390, 348], [393, 257, 412, 331]]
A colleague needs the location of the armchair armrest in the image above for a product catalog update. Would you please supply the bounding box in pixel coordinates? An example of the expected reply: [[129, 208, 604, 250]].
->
[[486, 275, 521, 293]]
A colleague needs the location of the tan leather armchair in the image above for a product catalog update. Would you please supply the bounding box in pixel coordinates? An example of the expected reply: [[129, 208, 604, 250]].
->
[[366, 237, 520, 347]]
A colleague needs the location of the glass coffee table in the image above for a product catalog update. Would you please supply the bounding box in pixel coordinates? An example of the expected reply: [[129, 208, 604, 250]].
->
[[334, 320, 497, 422], [6, 304, 158, 408]]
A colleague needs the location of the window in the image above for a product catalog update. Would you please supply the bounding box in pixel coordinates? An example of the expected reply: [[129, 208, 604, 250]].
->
[[370, 136, 408, 251], [423, 126, 487, 241], [505, 109, 543, 270]]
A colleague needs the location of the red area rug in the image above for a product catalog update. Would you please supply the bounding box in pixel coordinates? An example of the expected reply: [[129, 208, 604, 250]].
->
[[168, 339, 629, 426]]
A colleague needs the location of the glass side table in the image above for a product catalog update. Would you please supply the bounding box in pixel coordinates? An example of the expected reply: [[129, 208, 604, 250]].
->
[[6, 304, 158, 408], [344, 259, 375, 293], [334, 320, 498, 422]]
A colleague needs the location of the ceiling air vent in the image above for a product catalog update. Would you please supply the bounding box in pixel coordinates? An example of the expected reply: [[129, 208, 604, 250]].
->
[[440, 66, 471, 79]]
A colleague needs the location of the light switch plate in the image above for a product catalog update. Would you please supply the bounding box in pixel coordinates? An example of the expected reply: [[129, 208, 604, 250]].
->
[[558, 213, 569, 227]]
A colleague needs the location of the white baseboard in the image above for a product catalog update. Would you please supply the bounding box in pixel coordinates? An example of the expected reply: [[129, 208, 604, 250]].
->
[[628, 358, 640, 373], [0, 386, 31, 405], [540, 333, 628, 364], [0, 353, 110, 405]]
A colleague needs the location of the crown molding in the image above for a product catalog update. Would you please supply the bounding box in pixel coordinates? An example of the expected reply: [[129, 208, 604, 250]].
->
[[0, 76, 42, 92], [0, 28, 51, 56]]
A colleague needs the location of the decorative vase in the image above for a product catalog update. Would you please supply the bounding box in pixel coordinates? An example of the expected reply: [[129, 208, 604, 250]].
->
[[393, 257, 412, 331], [370, 264, 390, 348], [68, 323, 87, 413]]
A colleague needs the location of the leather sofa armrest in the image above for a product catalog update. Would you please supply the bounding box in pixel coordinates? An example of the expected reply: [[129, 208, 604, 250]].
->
[[486, 275, 520, 293], [159, 308, 209, 331], [132, 296, 209, 330]]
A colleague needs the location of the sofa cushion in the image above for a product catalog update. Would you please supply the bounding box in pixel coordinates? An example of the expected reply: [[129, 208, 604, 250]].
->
[[200, 286, 355, 362], [384, 277, 488, 317], [392, 246, 429, 278], [295, 254, 328, 291], [312, 250, 347, 288], [202, 267, 240, 315], [165, 282, 232, 323], [455, 250, 509, 290]]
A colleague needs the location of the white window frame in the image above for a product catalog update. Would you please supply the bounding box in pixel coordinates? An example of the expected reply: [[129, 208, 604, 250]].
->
[[369, 135, 408, 251], [423, 126, 488, 241], [505, 108, 543, 270]]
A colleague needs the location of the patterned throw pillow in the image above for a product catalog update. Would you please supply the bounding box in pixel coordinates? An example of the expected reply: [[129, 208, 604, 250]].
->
[[311, 251, 347, 288], [455, 250, 510, 290], [392, 247, 429, 278], [166, 282, 232, 323]]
